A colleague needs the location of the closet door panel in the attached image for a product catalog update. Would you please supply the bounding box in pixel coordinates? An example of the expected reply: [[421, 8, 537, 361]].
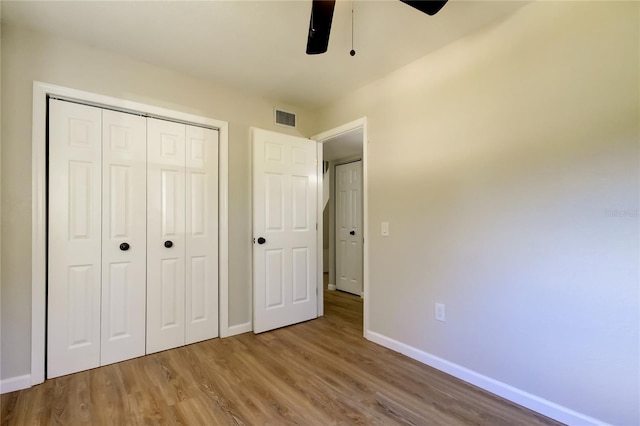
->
[[147, 118, 186, 354], [48, 99, 102, 378], [185, 126, 219, 344], [101, 109, 147, 365]]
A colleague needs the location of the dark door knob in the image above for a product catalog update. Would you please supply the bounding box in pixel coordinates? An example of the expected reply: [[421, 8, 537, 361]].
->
[[164, 240, 173, 248], [349, 230, 355, 236], [120, 242, 130, 251], [257, 237, 266, 245]]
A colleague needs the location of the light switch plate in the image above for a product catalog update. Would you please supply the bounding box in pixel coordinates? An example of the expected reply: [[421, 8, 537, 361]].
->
[[381, 222, 389, 236]]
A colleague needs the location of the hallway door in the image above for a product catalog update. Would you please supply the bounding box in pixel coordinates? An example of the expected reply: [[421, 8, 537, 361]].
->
[[335, 160, 363, 296]]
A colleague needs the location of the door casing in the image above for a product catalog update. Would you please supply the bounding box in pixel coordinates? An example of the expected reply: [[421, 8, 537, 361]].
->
[[312, 118, 369, 334]]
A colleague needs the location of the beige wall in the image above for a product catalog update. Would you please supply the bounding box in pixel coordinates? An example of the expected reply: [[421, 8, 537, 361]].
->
[[313, 2, 638, 424], [0, 24, 313, 380], [2, 2, 639, 424]]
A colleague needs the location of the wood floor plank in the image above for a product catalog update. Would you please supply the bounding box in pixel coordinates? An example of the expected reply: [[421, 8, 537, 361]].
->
[[88, 365, 129, 425], [1, 284, 562, 425], [126, 386, 177, 426]]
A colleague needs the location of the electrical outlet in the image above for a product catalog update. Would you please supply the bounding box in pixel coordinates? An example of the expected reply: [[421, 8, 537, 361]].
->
[[435, 303, 446, 322]]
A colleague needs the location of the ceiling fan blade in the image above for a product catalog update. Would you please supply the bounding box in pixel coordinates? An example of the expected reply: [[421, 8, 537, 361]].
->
[[306, 0, 336, 55], [400, 0, 448, 16]]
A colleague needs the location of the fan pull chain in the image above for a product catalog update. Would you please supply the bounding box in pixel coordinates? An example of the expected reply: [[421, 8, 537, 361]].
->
[[350, 1, 356, 56]]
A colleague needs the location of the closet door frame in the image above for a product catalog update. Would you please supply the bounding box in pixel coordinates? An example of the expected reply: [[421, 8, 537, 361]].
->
[[31, 81, 229, 386]]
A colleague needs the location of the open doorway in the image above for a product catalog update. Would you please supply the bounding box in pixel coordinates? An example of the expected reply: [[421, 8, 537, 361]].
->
[[314, 118, 368, 334]]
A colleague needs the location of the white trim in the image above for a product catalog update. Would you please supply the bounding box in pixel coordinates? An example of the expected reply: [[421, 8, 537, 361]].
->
[[316, 142, 324, 316], [1, 375, 31, 394], [365, 330, 608, 426], [31, 81, 229, 384], [226, 321, 252, 337], [31, 83, 47, 386], [218, 122, 231, 338], [312, 117, 369, 335], [328, 284, 336, 291], [313, 118, 367, 142], [247, 127, 254, 334]]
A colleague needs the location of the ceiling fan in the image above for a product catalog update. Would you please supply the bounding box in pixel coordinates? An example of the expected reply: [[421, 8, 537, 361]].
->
[[306, 0, 449, 55]]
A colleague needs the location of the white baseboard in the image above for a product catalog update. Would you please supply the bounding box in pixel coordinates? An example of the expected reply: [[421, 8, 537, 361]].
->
[[365, 330, 606, 426], [328, 283, 336, 291], [1, 374, 31, 394], [225, 321, 252, 337]]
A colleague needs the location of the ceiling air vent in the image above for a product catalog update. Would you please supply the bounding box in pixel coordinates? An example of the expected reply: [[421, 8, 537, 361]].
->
[[274, 108, 296, 128]]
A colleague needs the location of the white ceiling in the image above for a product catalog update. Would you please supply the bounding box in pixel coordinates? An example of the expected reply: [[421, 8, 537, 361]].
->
[[323, 127, 363, 161], [1, 0, 527, 109]]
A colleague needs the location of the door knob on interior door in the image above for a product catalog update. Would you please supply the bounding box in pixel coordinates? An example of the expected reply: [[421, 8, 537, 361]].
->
[[257, 237, 266, 244], [349, 230, 355, 236], [164, 240, 173, 248], [119, 242, 130, 251]]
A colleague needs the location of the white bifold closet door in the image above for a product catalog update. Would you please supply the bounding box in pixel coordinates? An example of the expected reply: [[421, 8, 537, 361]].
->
[[146, 119, 219, 354], [48, 100, 219, 377], [48, 100, 147, 378], [101, 109, 147, 365]]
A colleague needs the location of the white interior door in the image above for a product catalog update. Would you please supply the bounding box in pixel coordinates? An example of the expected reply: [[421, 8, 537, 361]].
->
[[185, 126, 219, 344], [253, 128, 318, 334], [100, 109, 147, 365], [335, 160, 363, 295], [48, 99, 103, 378], [146, 118, 186, 354]]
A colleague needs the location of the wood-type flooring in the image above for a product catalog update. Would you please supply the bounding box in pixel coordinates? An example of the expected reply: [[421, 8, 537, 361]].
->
[[1, 284, 562, 425]]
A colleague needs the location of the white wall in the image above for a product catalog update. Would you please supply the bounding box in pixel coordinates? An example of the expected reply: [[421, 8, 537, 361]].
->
[[313, 2, 639, 425], [0, 24, 313, 382]]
